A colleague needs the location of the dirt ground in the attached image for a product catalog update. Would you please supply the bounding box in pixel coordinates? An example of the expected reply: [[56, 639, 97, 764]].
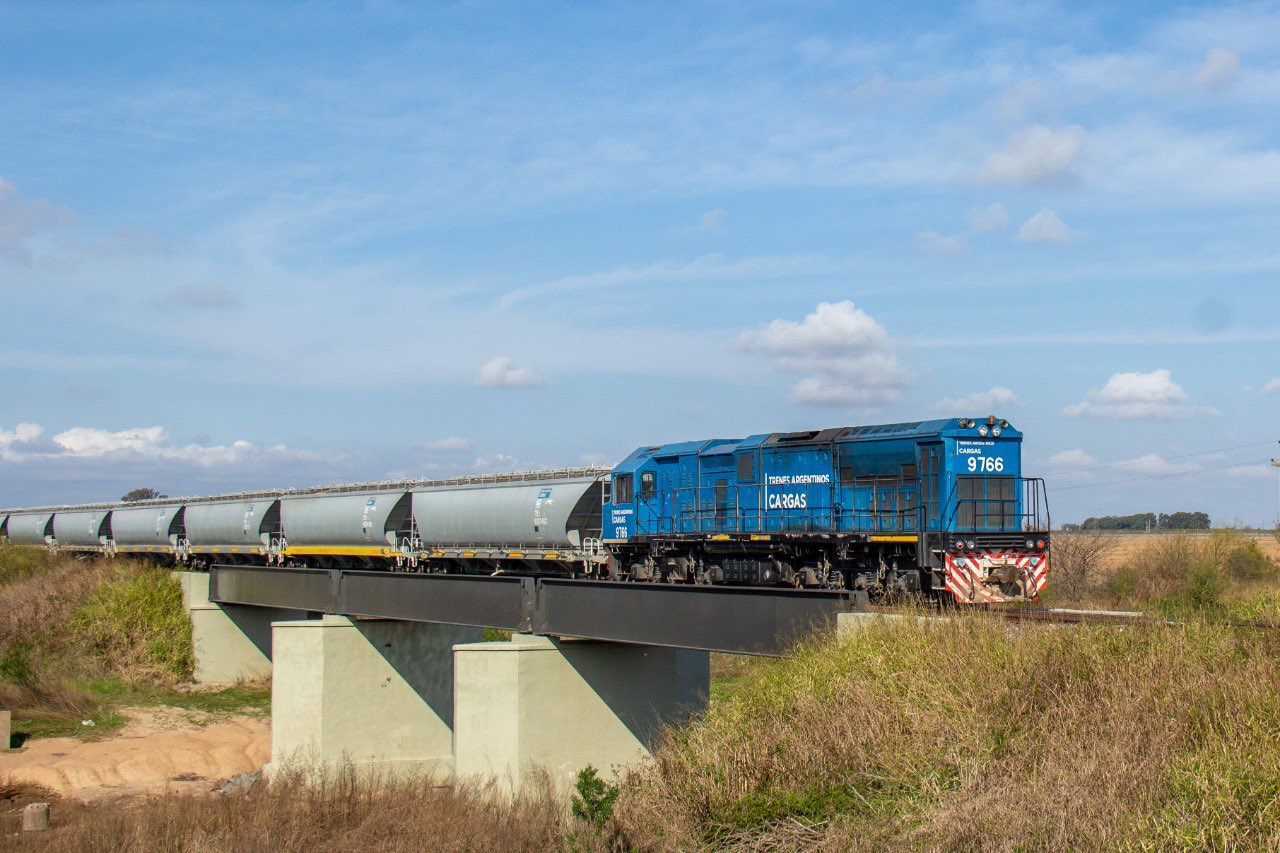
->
[[0, 706, 268, 803]]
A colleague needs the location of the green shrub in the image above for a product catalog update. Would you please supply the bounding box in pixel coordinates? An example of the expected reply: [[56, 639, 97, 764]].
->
[[1224, 541, 1277, 583], [1104, 565, 1140, 603], [571, 765, 619, 828], [72, 568, 193, 683], [1184, 560, 1225, 610]]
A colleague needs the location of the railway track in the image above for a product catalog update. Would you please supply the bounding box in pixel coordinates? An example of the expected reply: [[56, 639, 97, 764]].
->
[[982, 606, 1279, 631]]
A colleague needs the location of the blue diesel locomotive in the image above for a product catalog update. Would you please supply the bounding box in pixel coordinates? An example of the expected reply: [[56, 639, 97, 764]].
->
[[602, 416, 1049, 603]]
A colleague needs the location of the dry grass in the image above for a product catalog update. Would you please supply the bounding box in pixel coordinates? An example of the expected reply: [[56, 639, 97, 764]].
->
[[612, 615, 1280, 851], [9, 763, 571, 852]]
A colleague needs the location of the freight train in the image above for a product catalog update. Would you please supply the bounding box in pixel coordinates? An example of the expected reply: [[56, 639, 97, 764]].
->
[[0, 417, 1049, 603]]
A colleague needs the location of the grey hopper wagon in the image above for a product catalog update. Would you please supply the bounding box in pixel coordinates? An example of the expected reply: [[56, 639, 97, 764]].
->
[[184, 497, 282, 557], [6, 512, 55, 546], [111, 504, 186, 553], [278, 490, 413, 551], [411, 475, 605, 550], [53, 510, 113, 549], [0, 514, 7, 540]]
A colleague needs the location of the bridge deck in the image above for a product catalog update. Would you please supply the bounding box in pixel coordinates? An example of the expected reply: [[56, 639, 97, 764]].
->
[[208, 565, 864, 656]]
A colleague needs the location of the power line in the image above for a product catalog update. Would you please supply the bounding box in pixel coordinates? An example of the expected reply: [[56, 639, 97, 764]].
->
[[1048, 458, 1273, 492], [1048, 440, 1278, 476]]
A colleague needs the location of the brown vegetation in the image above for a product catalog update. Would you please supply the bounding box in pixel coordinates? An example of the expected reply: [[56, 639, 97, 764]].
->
[[1047, 528, 1280, 620], [8, 764, 569, 852]]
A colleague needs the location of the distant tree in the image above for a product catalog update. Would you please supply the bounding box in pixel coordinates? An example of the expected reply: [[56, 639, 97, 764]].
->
[[1082, 513, 1155, 531], [1080, 511, 1210, 532], [120, 487, 167, 502], [1158, 511, 1210, 530]]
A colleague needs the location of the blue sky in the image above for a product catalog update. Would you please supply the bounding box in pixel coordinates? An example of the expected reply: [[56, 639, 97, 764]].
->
[[1, 1, 1278, 525]]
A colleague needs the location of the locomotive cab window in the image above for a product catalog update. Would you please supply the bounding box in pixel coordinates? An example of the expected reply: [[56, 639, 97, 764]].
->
[[736, 453, 755, 482], [639, 471, 656, 500], [613, 474, 633, 504]]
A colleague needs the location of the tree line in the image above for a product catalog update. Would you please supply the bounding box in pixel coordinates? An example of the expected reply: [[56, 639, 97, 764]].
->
[[1060, 511, 1211, 532]]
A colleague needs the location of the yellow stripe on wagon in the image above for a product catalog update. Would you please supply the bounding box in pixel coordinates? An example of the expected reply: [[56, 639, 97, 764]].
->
[[282, 546, 391, 557], [870, 535, 918, 543]]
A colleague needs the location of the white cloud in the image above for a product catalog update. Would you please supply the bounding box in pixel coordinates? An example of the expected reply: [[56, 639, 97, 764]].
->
[[1047, 449, 1097, 469], [969, 203, 1010, 234], [914, 231, 967, 255], [1262, 378, 1280, 394], [1197, 47, 1240, 88], [471, 452, 527, 472], [936, 386, 1018, 411], [737, 301, 912, 408], [981, 124, 1085, 186], [736, 300, 890, 356], [1017, 209, 1075, 245], [698, 208, 726, 231], [474, 356, 543, 388], [0, 423, 314, 467], [418, 437, 474, 453], [1063, 369, 1216, 419]]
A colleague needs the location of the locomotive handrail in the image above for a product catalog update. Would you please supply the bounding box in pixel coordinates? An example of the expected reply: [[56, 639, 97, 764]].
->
[[941, 476, 1050, 534]]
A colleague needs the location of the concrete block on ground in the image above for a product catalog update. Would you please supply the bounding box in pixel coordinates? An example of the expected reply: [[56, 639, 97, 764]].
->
[[453, 635, 709, 791], [21, 802, 49, 832], [271, 616, 481, 779]]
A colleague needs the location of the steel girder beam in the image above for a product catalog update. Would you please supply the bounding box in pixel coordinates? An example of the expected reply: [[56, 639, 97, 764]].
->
[[208, 566, 861, 655]]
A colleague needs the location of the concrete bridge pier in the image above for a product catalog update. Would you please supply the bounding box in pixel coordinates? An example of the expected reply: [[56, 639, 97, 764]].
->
[[453, 635, 710, 791], [269, 617, 482, 779], [173, 571, 307, 683]]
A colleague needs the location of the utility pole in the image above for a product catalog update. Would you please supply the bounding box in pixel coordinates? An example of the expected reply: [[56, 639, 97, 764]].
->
[[1273, 447, 1280, 532]]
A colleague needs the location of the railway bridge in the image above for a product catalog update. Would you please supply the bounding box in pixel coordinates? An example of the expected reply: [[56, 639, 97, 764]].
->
[[181, 567, 868, 790]]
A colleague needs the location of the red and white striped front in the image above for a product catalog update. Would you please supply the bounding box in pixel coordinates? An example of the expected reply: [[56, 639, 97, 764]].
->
[[944, 551, 1048, 603]]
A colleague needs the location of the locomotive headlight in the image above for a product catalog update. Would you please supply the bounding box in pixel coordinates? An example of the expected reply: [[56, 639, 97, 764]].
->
[[992, 426, 1002, 437], [978, 425, 989, 436], [966, 539, 976, 550], [1025, 539, 1035, 549]]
